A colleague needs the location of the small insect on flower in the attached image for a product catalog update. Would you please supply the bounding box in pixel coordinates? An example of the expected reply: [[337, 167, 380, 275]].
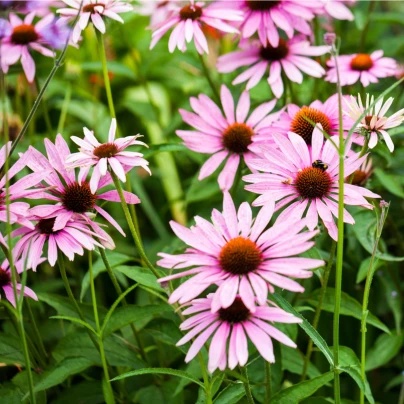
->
[[312, 160, 328, 172]]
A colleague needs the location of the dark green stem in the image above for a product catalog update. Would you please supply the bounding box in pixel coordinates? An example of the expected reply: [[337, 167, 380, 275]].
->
[[265, 362, 272, 402], [239, 366, 255, 404]]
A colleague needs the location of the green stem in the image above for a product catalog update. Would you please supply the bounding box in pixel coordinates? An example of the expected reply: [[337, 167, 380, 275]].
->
[[198, 53, 220, 104], [302, 241, 337, 381], [110, 171, 160, 279], [198, 354, 212, 404], [26, 300, 48, 362], [239, 366, 254, 404], [265, 362, 272, 403], [98, 248, 148, 362], [95, 30, 116, 119], [89, 251, 116, 404], [34, 76, 52, 137], [57, 82, 72, 134]]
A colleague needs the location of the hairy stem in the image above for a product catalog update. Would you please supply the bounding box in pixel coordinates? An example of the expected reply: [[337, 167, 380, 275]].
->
[[240, 366, 255, 404], [265, 361, 272, 402], [198, 53, 221, 104]]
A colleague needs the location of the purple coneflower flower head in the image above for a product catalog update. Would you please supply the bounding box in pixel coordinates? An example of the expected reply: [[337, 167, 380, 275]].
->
[[0, 258, 41, 307], [0, 1, 63, 16], [235, 0, 322, 47], [65, 118, 151, 193], [243, 129, 380, 240], [57, 0, 133, 43], [217, 35, 328, 98], [344, 94, 404, 152], [326, 51, 397, 87], [158, 192, 323, 309], [317, 0, 354, 21], [177, 294, 301, 372], [178, 85, 281, 191], [1, 12, 56, 83], [349, 157, 373, 187], [149, 0, 243, 54], [24, 134, 140, 238], [12, 215, 106, 270]]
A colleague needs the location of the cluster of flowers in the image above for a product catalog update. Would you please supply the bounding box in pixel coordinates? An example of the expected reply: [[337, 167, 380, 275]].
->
[[1, 0, 403, 375]]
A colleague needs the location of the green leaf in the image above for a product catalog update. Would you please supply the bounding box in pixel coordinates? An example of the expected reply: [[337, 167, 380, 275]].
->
[[53, 381, 103, 404], [281, 347, 321, 379], [103, 304, 173, 337], [353, 211, 404, 262], [374, 168, 404, 198], [378, 272, 402, 332], [111, 368, 205, 389], [114, 265, 165, 292], [144, 318, 186, 353], [50, 316, 97, 335], [269, 372, 334, 403], [356, 257, 384, 284], [213, 383, 245, 404], [385, 373, 404, 392], [365, 332, 404, 371], [305, 288, 389, 334], [272, 293, 334, 366], [371, 12, 404, 26], [143, 143, 187, 159], [0, 333, 25, 365]]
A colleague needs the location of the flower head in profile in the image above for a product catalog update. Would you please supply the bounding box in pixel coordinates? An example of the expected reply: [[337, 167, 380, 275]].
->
[[217, 36, 328, 98], [0, 257, 41, 307], [149, 1, 243, 54], [12, 215, 105, 270], [177, 294, 301, 372], [349, 157, 373, 187], [178, 85, 281, 190], [65, 118, 150, 193], [0, 12, 56, 82], [235, 0, 321, 47], [57, 0, 133, 43], [244, 130, 380, 240], [344, 94, 404, 152], [25, 135, 140, 239], [158, 192, 323, 309], [326, 51, 397, 87]]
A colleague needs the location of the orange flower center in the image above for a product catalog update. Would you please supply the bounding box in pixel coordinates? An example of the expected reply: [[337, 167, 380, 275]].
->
[[36, 218, 57, 235], [62, 182, 96, 213], [350, 54, 373, 71], [260, 38, 289, 61], [219, 237, 262, 275], [179, 5, 202, 20], [218, 297, 251, 323], [295, 167, 332, 200], [83, 3, 105, 13], [93, 143, 118, 158], [0, 268, 11, 287], [246, 0, 281, 11], [291, 107, 331, 144], [222, 123, 254, 154], [11, 24, 38, 45]]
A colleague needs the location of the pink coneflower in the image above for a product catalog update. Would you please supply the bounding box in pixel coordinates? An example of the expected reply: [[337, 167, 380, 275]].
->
[[344, 94, 404, 152], [269, 94, 355, 145], [349, 157, 373, 187], [177, 85, 281, 191], [57, 0, 133, 43], [243, 130, 380, 240], [217, 36, 328, 98], [135, 0, 180, 26], [0, 258, 40, 307], [149, 1, 243, 54], [24, 135, 140, 238], [158, 192, 323, 309], [235, 0, 322, 47], [12, 215, 105, 270], [0, 142, 49, 229], [326, 51, 397, 87], [177, 294, 301, 372], [65, 118, 150, 193], [0, 12, 56, 83]]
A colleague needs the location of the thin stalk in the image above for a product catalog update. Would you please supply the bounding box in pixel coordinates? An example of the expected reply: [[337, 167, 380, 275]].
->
[[26, 300, 48, 362], [198, 53, 220, 104], [95, 30, 116, 118], [110, 171, 160, 279], [399, 372, 404, 404], [302, 241, 337, 381], [239, 366, 255, 404], [198, 354, 212, 404], [125, 180, 141, 238], [34, 76, 52, 136], [98, 248, 147, 362], [89, 252, 116, 404], [57, 82, 72, 134], [265, 362, 272, 403]]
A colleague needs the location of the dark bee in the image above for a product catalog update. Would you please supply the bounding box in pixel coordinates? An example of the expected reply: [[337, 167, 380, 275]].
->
[[312, 160, 328, 172]]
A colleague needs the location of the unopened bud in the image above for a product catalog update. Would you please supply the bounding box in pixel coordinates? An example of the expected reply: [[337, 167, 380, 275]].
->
[[324, 32, 336, 46], [380, 200, 390, 208]]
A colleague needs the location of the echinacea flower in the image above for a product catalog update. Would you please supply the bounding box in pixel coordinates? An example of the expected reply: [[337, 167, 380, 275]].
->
[[326, 51, 397, 87], [135, 0, 179, 26], [217, 36, 328, 98], [0, 257, 41, 307], [12, 215, 105, 270], [149, 1, 243, 54], [269, 94, 355, 145], [158, 192, 323, 309], [0, 12, 56, 82], [24, 135, 140, 238], [65, 118, 150, 193], [243, 130, 380, 240], [235, 0, 322, 47], [57, 0, 133, 43], [176, 294, 301, 372], [349, 157, 373, 187], [177, 85, 281, 190], [344, 94, 404, 152]]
